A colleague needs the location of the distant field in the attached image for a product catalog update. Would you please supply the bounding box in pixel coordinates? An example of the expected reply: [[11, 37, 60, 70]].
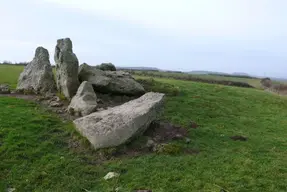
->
[[130, 70, 264, 88], [0, 64, 264, 89], [0, 64, 24, 89]]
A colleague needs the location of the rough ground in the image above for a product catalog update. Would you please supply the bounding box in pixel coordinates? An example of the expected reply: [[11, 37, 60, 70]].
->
[[0, 92, 192, 159]]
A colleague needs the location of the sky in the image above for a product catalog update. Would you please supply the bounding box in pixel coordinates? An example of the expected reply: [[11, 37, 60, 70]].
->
[[0, 0, 287, 77]]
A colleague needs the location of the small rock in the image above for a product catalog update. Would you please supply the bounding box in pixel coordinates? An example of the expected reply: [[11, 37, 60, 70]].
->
[[230, 135, 248, 141], [0, 84, 10, 94], [7, 188, 16, 192], [49, 101, 63, 107], [51, 96, 61, 102], [185, 137, 191, 143], [55, 109, 65, 114], [174, 134, 183, 140], [146, 139, 155, 148], [104, 172, 120, 180]]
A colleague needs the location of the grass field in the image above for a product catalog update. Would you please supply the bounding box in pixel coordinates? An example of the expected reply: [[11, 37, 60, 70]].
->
[[0, 65, 24, 89], [130, 70, 263, 88], [1, 65, 287, 191]]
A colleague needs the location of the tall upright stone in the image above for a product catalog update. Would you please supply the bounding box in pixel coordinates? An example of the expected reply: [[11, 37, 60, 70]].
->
[[17, 47, 56, 94], [54, 38, 79, 99]]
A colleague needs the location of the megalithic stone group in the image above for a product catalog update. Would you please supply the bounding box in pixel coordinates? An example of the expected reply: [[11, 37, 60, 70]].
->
[[17, 37, 80, 99]]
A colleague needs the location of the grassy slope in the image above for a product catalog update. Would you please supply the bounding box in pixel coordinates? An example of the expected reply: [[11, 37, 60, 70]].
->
[[1, 65, 287, 191], [1, 80, 287, 191]]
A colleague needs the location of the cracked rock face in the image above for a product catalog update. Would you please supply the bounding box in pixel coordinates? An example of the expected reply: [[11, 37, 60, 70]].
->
[[54, 38, 79, 99], [17, 46, 57, 94]]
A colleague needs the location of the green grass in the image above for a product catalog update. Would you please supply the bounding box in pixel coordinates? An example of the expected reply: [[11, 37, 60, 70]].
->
[[1, 65, 287, 191], [0, 65, 24, 89], [1, 75, 287, 191]]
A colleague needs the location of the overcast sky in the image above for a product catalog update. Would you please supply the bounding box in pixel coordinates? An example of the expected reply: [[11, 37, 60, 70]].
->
[[0, 0, 286, 77]]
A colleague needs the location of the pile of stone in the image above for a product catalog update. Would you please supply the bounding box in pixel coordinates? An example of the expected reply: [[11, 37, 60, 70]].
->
[[16, 38, 165, 150]]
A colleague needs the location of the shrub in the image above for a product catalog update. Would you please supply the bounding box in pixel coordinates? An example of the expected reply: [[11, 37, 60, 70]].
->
[[95, 63, 116, 71], [137, 78, 180, 96]]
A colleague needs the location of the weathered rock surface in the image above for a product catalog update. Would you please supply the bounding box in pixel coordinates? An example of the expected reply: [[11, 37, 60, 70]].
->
[[78, 63, 145, 95], [16, 47, 56, 94], [54, 38, 79, 99], [68, 81, 98, 117], [95, 63, 116, 71], [0, 84, 10, 94], [73, 92, 165, 150]]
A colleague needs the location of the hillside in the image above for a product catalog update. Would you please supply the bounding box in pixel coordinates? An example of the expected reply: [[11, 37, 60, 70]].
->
[[1, 65, 287, 191]]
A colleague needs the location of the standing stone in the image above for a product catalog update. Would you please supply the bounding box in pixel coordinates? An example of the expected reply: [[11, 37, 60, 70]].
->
[[16, 47, 56, 94], [73, 92, 165, 150], [54, 38, 79, 99], [68, 81, 98, 117]]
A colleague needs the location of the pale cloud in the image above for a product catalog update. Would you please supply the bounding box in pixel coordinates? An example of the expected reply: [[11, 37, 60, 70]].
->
[[41, 0, 287, 38], [0, 0, 286, 77]]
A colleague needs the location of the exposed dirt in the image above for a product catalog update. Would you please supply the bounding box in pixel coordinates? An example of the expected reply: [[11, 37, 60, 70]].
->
[[144, 121, 188, 142], [190, 121, 198, 129], [96, 93, 138, 109], [230, 135, 248, 141]]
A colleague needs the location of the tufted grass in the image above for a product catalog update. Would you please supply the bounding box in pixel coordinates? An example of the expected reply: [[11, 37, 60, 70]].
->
[[0, 65, 287, 191]]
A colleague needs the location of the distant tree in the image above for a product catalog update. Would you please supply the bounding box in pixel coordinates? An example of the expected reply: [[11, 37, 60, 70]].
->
[[95, 63, 116, 71]]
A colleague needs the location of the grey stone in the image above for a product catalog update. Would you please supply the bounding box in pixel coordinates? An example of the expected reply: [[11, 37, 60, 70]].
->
[[0, 84, 10, 94], [54, 38, 79, 99], [146, 139, 155, 148], [16, 47, 56, 94], [49, 101, 63, 107], [103, 172, 120, 180], [78, 63, 145, 95], [68, 81, 98, 117], [73, 92, 165, 150]]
